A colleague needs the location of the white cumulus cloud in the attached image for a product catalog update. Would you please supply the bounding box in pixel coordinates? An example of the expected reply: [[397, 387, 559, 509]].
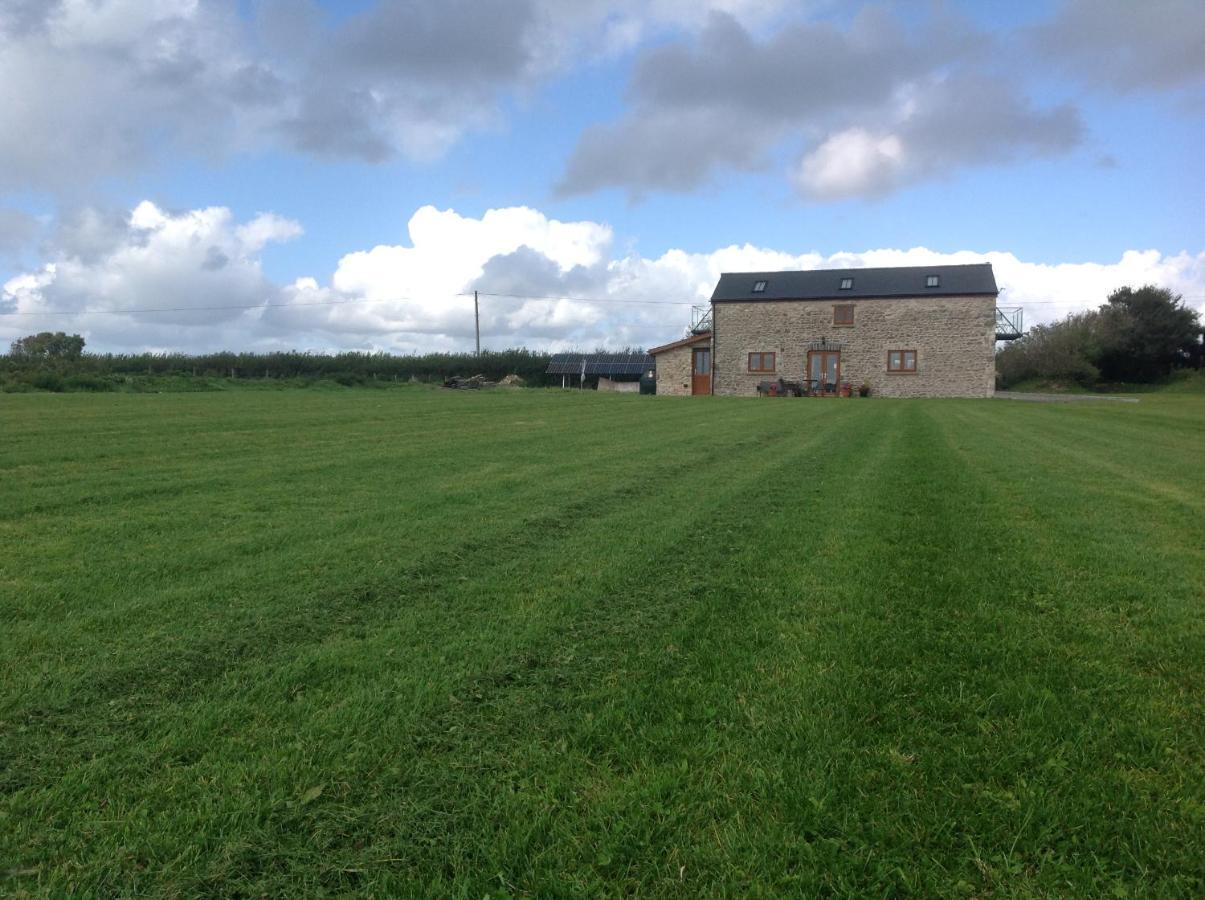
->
[[2, 201, 301, 346], [3, 202, 1203, 355], [795, 129, 904, 199]]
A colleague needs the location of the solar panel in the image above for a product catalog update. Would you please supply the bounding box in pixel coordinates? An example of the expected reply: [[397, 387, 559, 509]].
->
[[546, 353, 654, 376]]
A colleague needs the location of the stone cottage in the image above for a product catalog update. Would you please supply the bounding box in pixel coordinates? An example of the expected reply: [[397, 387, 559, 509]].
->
[[651, 264, 1000, 398]]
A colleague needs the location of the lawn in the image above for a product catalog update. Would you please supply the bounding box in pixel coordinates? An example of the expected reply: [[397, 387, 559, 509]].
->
[[2, 387, 1202, 896]]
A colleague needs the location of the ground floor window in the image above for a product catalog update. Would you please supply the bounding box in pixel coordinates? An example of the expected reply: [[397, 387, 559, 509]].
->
[[888, 350, 917, 373], [748, 351, 776, 373]]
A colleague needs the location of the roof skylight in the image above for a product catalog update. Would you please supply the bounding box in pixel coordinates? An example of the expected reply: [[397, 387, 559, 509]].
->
[[926, 274, 940, 288], [752, 280, 767, 293], [839, 277, 854, 290]]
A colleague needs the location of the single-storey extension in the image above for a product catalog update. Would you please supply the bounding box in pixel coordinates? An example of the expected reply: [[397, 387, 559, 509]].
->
[[651, 264, 1003, 398]]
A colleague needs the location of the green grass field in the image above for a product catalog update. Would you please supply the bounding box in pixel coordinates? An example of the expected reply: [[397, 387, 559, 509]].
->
[[2, 388, 1202, 896]]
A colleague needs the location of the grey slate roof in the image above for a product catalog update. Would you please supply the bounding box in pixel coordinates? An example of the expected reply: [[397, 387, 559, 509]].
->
[[546, 352, 654, 376], [711, 263, 997, 302]]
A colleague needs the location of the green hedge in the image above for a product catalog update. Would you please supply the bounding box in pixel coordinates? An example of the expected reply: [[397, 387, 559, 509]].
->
[[0, 349, 556, 392]]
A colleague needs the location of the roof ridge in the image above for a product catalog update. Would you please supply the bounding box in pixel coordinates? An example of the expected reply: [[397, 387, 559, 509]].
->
[[717, 262, 993, 276]]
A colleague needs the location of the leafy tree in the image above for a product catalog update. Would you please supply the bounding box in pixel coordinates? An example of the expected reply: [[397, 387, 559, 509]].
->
[[9, 332, 86, 360], [1094, 286, 1200, 381]]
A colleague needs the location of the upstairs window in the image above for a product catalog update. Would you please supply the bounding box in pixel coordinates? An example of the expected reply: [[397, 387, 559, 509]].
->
[[748, 351, 776, 373], [833, 304, 855, 326], [839, 277, 854, 290], [888, 350, 917, 373], [752, 280, 767, 293], [926, 274, 940, 288]]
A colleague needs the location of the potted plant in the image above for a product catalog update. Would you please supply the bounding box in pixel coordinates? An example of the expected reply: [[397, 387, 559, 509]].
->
[[858, 382, 871, 397]]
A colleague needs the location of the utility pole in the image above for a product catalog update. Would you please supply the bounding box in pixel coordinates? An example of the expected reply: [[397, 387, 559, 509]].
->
[[474, 290, 480, 357]]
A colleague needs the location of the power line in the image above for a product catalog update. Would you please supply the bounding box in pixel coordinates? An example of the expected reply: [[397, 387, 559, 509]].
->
[[0, 291, 698, 318], [1004, 297, 1205, 304], [0, 297, 381, 317], [472, 291, 1205, 306], [463, 291, 697, 306]]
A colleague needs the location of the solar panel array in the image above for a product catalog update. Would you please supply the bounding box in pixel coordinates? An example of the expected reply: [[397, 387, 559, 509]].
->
[[546, 352, 655, 376]]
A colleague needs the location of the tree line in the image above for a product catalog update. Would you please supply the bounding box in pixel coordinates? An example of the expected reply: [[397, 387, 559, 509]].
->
[[996, 286, 1201, 389]]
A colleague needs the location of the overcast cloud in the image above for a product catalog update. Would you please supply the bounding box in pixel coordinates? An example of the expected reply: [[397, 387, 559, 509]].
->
[[1, 1, 1200, 201], [1030, 0, 1205, 93], [558, 7, 1087, 200], [0, 206, 38, 262], [793, 75, 1083, 200], [0, 0, 794, 195]]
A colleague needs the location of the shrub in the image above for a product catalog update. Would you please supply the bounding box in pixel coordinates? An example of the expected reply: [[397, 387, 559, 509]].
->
[[64, 375, 115, 392], [997, 312, 1102, 388], [29, 372, 65, 392]]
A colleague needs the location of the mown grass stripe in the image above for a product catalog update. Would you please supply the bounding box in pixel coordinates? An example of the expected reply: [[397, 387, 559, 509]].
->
[[1, 389, 1201, 897]]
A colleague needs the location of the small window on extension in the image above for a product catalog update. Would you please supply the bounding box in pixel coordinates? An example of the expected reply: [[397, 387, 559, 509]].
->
[[839, 277, 854, 290], [752, 280, 767, 293], [926, 274, 940, 288]]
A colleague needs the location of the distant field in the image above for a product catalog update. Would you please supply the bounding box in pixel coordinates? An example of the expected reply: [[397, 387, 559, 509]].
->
[[2, 388, 1202, 896]]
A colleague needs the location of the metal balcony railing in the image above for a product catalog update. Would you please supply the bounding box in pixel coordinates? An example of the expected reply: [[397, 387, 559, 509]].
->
[[996, 306, 1023, 340]]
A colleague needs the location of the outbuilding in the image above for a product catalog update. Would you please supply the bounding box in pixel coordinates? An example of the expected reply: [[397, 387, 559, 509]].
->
[[546, 352, 654, 391]]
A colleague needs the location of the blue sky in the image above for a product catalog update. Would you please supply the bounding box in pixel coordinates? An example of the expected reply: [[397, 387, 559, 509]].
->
[[1, 0, 1202, 353]]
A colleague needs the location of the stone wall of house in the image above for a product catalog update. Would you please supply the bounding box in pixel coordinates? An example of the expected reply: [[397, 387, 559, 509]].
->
[[712, 295, 996, 398], [653, 344, 695, 395]]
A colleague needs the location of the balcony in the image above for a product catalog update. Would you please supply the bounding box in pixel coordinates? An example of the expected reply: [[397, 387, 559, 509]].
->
[[996, 306, 1023, 341]]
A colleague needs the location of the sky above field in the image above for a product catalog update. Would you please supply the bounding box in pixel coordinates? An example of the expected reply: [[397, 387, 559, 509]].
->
[[1, 0, 1203, 354]]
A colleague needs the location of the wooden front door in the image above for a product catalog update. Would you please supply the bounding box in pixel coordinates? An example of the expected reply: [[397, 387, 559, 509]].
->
[[808, 350, 841, 395], [691, 347, 711, 395]]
